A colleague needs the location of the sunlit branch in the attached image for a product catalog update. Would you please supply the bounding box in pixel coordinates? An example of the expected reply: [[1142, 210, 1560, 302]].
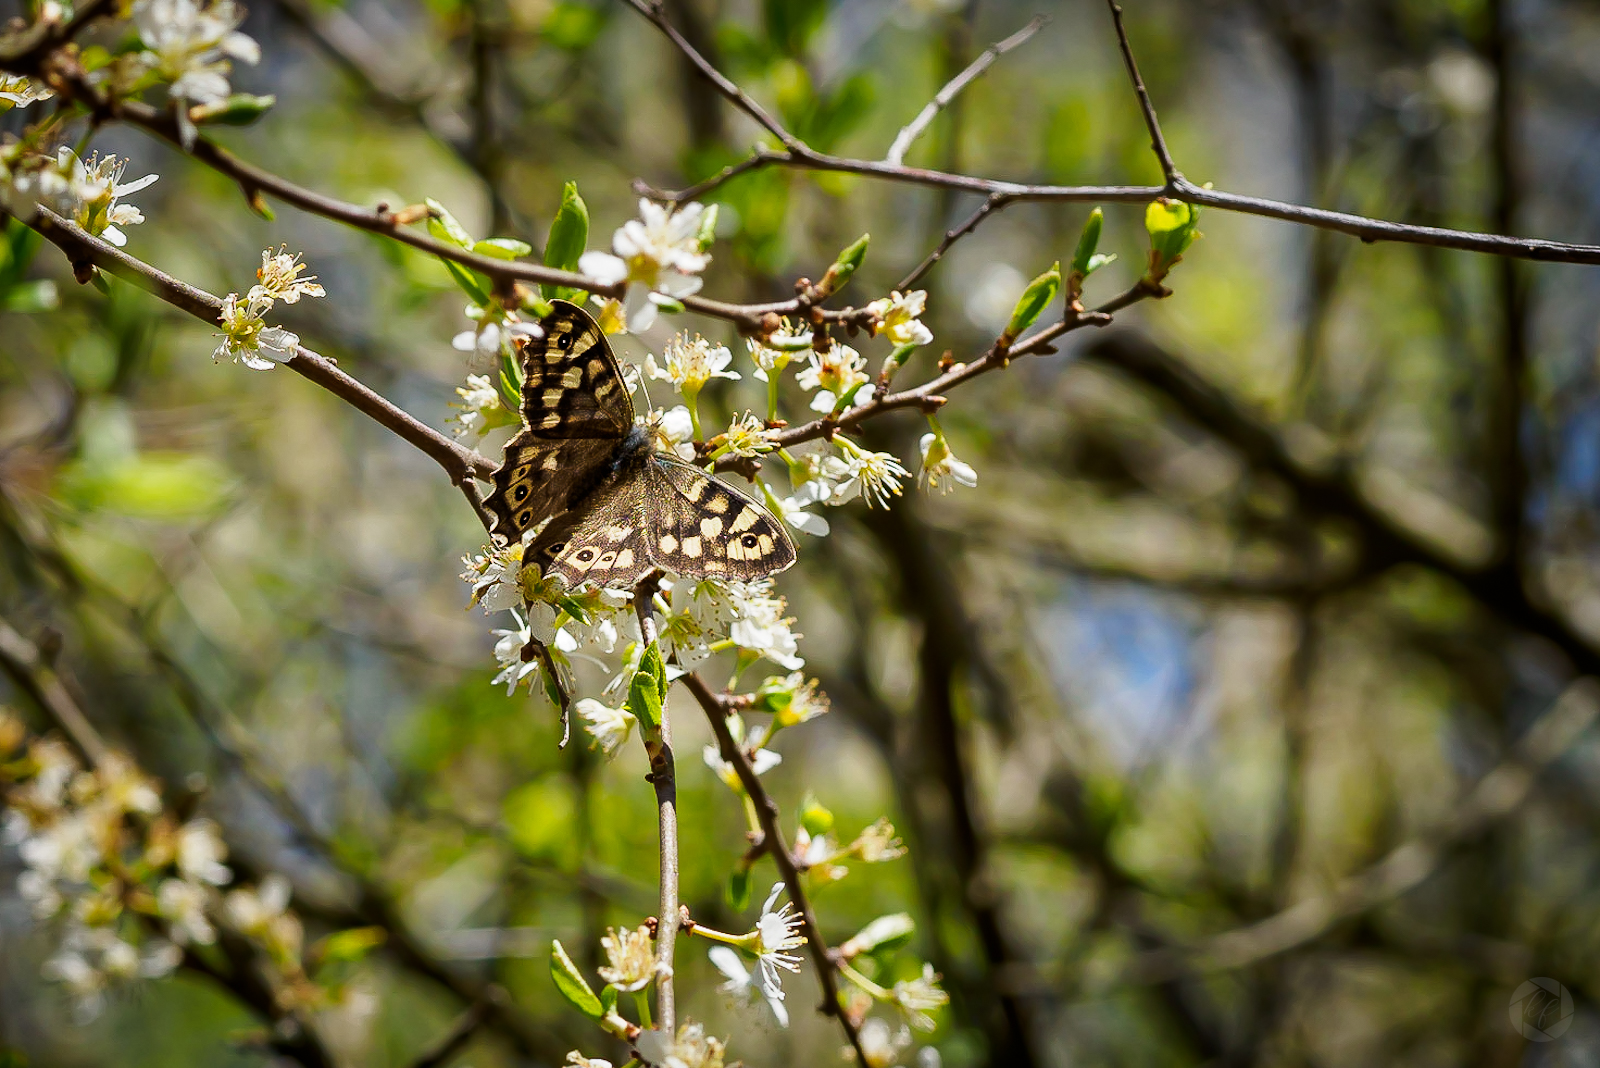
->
[[1103, 0, 1181, 183], [680, 672, 870, 1065], [635, 574, 681, 1033]]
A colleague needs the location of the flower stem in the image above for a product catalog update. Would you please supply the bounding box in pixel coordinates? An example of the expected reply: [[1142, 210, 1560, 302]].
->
[[633, 989, 654, 1031]]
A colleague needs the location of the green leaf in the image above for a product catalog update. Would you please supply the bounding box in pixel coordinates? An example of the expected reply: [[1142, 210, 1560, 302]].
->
[[821, 232, 869, 293], [1145, 198, 1201, 264], [1003, 261, 1060, 341], [550, 939, 604, 1019], [542, 181, 590, 302], [473, 237, 533, 260], [425, 198, 474, 248], [315, 926, 387, 964], [600, 984, 619, 1016], [695, 203, 720, 251], [1070, 207, 1104, 279], [441, 259, 493, 306], [626, 641, 668, 730], [188, 93, 277, 126], [726, 867, 753, 911]]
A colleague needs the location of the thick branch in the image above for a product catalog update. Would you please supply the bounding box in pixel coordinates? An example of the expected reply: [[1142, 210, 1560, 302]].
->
[[681, 672, 869, 1065]]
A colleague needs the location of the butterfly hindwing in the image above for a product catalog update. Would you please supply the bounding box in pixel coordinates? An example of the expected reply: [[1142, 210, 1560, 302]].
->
[[526, 479, 654, 589], [518, 300, 634, 440], [644, 457, 797, 582]]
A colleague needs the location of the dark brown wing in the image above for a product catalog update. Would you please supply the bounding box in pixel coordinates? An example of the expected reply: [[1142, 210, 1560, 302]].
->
[[642, 457, 796, 582], [517, 299, 635, 439], [486, 301, 637, 543], [486, 435, 620, 543]]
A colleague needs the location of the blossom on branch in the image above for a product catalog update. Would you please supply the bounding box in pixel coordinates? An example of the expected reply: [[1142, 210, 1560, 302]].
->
[[0, 73, 53, 108], [634, 1022, 726, 1068], [131, 0, 261, 146], [579, 200, 711, 332], [576, 698, 636, 758], [708, 944, 789, 1026], [597, 923, 659, 992], [797, 342, 871, 413], [918, 428, 977, 494], [867, 289, 933, 347]]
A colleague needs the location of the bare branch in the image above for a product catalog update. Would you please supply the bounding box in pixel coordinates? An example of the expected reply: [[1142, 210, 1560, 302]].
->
[[635, 574, 680, 1032], [681, 672, 869, 1065], [897, 192, 1015, 291], [20, 208, 496, 492], [620, 0, 805, 154], [1104, 0, 1182, 183], [886, 16, 1048, 166]]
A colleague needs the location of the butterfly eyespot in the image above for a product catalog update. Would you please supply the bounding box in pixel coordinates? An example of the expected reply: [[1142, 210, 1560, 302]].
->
[[574, 548, 597, 563], [740, 534, 760, 549], [547, 541, 567, 555], [555, 333, 572, 350]]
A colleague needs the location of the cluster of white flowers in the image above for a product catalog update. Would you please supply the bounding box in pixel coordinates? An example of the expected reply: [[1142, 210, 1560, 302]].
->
[[0, 147, 158, 247], [580, 199, 712, 332], [0, 713, 319, 1017], [213, 246, 325, 369], [127, 0, 261, 146]]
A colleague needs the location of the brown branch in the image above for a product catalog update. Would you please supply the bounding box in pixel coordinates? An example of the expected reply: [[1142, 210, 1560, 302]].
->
[[885, 16, 1048, 166], [623, 6, 1600, 267], [634, 574, 680, 1033], [680, 672, 869, 1065], [19, 208, 496, 491], [1104, 0, 1181, 183], [619, 0, 805, 154], [0, 0, 116, 72], [896, 191, 1014, 291]]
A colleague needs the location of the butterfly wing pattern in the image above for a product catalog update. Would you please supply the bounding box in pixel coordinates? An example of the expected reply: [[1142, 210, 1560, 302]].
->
[[485, 300, 797, 590]]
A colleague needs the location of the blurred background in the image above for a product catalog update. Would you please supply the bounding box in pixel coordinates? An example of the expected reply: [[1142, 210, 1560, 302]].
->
[[3, 0, 1600, 1064]]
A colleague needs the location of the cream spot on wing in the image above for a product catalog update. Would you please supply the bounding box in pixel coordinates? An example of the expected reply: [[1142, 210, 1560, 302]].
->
[[587, 358, 606, 378], [700, 516, 724, 537], [680, 536, 702, 558], [758, 534, 773, 553], [542, 453, 560, 470], [729, 507, 759, 533], [541, 389, 565, 406], [615, 548, 634, 569], [706, 495, 730, 514], [605, 525, 631, 543], [540, 411, 562, 429], [561, 366, 584, 388], [659, 533, 678, 553]]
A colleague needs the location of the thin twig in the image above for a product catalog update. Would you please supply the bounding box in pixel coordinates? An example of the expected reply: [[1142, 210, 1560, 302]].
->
[[635, 573, 679, 1033], [681, 672, 870, 1065], [886, 16, 1048, 166], [0, 616, 108, 767], [1104, 0, 1181, 183], [619, 0, 805, 154], [896, 191, 1014, 291]]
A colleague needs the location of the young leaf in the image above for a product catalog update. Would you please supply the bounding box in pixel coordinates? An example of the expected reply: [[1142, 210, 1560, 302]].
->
[[550, 939, 604, 1019], [425, 198, 474, 248], [543, 181, 590, 301], [626, 641, 668, 730], [1002, 261, 1061, 343], [727, 867, 753, 911]]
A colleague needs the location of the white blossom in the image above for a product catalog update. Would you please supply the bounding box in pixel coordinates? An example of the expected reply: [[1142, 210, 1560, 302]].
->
[[634, 1021, 726, 1068], [224, 874, 303, 964], [597, 924, 659, 992], [213, 291, 298, 369], [645, 334, 739, 395], [650, 404, 698, 461], [157, 877, 216, 945], [251, 246, 324, 304], [854, 1018, 914, 1068], [836, 446, 909, 509], [725, 580, 803, 669], [490, 611, 542, 695], [175, 818, 232, 886], [452, 305, 542, 358], [0, 74, 53, 108], [708, 944, 789, 1027], [132, 0, 261, 146], [796, 343, 870, 413], [713, 412, 776, 459], [773, 491, 830, 536], [579, 200, 710, 332], [867, 290, 933, 347], [576, 698, 636, 758], [450, 373, 507, 444], [918, 432, 977, 494], [849, 818, 907, 863], [891, 963, 949, 1032], [750, 882, 805, 1005], [566, 1054, 614, 1068]]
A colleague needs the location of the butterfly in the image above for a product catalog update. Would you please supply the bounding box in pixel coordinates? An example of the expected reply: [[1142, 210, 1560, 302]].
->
[[484, 300, 796, 590]]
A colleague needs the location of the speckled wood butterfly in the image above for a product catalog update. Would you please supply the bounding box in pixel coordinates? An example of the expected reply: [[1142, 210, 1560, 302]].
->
[[485, 300, 796, 589]]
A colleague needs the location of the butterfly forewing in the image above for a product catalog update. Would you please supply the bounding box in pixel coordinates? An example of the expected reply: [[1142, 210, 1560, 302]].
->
[[518, 300, 635, 439]]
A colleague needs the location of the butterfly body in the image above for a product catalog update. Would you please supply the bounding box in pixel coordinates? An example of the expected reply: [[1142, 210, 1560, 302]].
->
[[485, 301, 795, 590]]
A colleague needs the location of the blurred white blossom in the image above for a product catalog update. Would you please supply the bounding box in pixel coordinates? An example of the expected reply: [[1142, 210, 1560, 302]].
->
[[0, 73, 52, 108], [635, 1021, 726, 1068], [131, 0, 261, 146], [708, 944, 789, 1027], [576, 698, 636, 758], [891, 963, 949, 1032]]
